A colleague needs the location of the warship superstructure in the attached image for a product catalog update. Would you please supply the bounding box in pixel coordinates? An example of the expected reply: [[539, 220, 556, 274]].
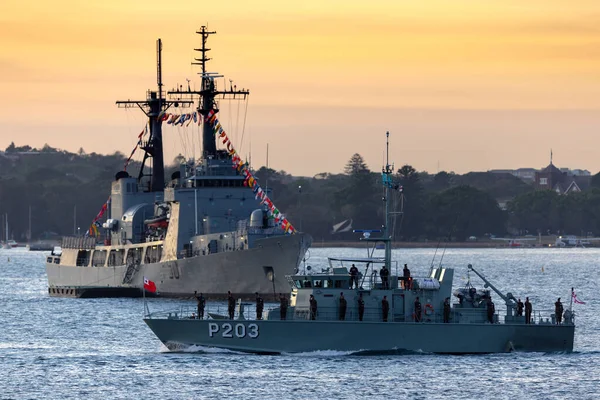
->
[[144, 133, 575, 354], [46, 28, 311, 298]]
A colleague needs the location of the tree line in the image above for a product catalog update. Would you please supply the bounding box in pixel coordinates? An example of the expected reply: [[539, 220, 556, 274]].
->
[[1, 144, 600, 242]]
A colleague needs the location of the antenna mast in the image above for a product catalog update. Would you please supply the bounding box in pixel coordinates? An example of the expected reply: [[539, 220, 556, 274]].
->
[[116, 38, 192, 192], [169, 26, 249, 158]]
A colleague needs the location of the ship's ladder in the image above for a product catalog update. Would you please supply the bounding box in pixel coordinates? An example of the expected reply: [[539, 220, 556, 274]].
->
[[122, 259, 141, 284]]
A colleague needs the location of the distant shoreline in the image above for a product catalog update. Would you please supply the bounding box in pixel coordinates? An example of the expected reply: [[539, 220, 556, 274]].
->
[[310, 241, 569, 249]]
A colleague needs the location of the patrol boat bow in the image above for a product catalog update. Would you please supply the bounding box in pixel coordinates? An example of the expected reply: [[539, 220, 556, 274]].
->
[[143, 132, 575, 354]]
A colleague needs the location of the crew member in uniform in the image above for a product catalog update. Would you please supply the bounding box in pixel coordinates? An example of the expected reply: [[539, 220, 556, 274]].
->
[[349, 264, 359, 289], [309, 294, 318, 320], [227, 291, 235, 320], [487, 297, 495, 323], [381, 295, 390, 322], [443, 297, 451, 323], [380, 265, 390, 290], [403, 264, 411, 289], [414, 297, 422, 322], [358, 293, 365, 321], [517, 298, 524, 317], [279, 293, 288, 320], [194, 291, 205, 320], [555, 297, 564, 324], [255, 292, 264, 320], [525, 297, 532, 324], [339, 292, 347, 321]]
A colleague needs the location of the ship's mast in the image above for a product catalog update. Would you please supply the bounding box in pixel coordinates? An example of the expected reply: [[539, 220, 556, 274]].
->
[[383, 131, 393, 266], [116, 39, 192, 191], [169, 26, 249, 159]]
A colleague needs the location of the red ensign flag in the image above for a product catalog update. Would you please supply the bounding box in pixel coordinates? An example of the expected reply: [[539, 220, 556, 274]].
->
[[143, 277, 157, 293]]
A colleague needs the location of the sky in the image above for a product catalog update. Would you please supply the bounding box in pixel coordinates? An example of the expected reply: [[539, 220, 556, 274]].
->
[[1, 0, 600, 176]]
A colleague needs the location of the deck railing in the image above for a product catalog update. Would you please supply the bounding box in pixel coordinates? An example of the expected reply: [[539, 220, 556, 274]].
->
[[145, 303, 574, 325]]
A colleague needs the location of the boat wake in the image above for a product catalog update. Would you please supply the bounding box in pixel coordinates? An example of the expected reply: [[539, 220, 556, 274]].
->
[[158, 342, 244, 355], [283, 348, 430, 357]]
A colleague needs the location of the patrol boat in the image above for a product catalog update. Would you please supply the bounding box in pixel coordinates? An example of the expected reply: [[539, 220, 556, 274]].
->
[[45, 28, 311, 299], [143, 133, 575, 354]]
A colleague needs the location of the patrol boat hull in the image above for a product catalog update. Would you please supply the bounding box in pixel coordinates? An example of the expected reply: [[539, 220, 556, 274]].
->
[[143, 318, 574, 354], [46, 233, 310, 299]]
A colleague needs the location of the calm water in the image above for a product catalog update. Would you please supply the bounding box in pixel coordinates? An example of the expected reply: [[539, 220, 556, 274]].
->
[[1, 247, 598, 399]]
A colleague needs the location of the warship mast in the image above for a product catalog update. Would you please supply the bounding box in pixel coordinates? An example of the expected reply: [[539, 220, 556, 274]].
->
[[116, 39, 192, 191], [169, 26, 249, 159]]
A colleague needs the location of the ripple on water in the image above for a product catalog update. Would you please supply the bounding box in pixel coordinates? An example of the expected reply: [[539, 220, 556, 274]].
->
[[0, 247, 598, 399]]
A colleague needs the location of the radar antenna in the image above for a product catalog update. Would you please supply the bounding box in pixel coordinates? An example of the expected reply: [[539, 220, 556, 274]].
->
[[116, 38, 192, 191], [168, 26, 250, 158]]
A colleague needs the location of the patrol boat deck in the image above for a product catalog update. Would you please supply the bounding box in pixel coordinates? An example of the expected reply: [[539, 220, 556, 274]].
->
[[143, 133, 575, 354]]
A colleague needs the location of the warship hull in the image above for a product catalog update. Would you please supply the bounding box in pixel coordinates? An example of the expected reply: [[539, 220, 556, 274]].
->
[[46, 233, 310, 299], [144, 318, 574, 354]]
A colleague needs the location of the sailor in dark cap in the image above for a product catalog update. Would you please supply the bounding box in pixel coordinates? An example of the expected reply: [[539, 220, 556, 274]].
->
[[194, 291, 205, 320], [358, 293, 365, 321], [255, 292, 264, 320], [227, 291, 235, 320], [380, 265, 390, 290], [349, 264, 359, 289], [382, 295, 390, 322], [443, 297, 451, 323], [487, 297, 495, 324], [414, 297, 422, 322], [403, 264, 411, 289], [309, 294, 318, 320], [525, 297, 532, 324], [279, 293, 288, 320], [339, 292, 347, 320], [517, 298, 524, 317], [555, 297, 563, 324]]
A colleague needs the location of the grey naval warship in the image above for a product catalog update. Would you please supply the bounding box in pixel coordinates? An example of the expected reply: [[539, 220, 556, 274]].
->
[[46, 28, 311, 299], [144, 133, 575, 354]]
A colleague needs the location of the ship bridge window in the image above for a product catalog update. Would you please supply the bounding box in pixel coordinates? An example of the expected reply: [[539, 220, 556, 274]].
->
[[108, 249, 124, 266], [126, 247, 143, 266], [76, 250, 91, 267], [334, 280, 344, 289], [313, 280, 322, 288], [294, 280, 302, 289], [91, 250, 107, 267], [323, 279, 334, 288], [302, 280, 312, 288], [144, 245, 163, 264]]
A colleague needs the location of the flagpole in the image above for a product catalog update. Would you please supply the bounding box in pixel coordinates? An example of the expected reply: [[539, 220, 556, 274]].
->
[[143, 278, 149, 317], [569, 287, 574, 313]]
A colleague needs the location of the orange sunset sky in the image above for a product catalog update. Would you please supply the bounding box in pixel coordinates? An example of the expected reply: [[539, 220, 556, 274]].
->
[[1, 0, 600, 176]]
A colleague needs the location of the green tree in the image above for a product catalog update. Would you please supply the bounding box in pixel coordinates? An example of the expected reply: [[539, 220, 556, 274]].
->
[[426, 185, 506, 241], [344, 153, 369, 175]]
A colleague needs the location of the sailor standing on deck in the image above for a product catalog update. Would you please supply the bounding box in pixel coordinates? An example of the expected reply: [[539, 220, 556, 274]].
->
[[227, 291, 235, 320], [487, 297, 495, 323], [339, 292, 347, 321], [279, 293, 288, 320], [194, 291, 205, 320], [443, 297, 451, 323], [414, 297, 422, 322], [380, 265, 390, 289], [525, 297, 532, 324], [382, 295, 390, 322], [555, 298, 564, 324], [349, 264, 359, 289], [255, 292, 264, 320], [403, 264, 411, 289], [309, 294, 318, 320], [358, 293, 365, 321], [517, 298, 524, 317]]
